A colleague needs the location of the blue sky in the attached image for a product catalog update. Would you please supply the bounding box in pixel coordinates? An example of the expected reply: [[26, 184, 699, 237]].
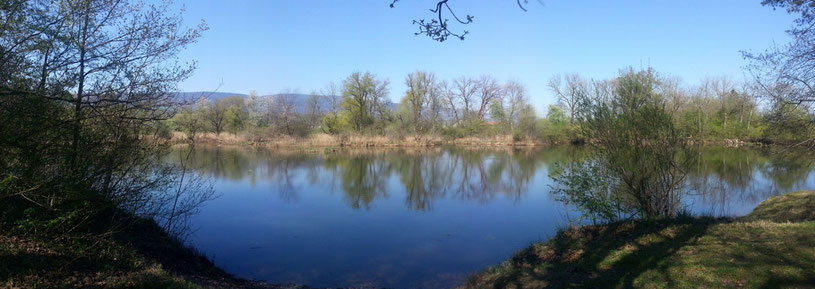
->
[[173, 1, 797, 112]]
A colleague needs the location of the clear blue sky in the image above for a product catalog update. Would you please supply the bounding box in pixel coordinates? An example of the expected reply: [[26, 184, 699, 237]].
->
[[173, 0, 797, 113]]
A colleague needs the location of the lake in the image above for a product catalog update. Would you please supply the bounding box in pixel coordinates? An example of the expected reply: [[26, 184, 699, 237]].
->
[[171, 145, 815, 288]]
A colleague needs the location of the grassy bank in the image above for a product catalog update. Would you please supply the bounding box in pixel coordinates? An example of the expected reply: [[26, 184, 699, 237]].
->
[[171, 132, 786, 149], [0, 216, 304, 289], [463, 191, 815, 289], [171, 132, 543, 148]]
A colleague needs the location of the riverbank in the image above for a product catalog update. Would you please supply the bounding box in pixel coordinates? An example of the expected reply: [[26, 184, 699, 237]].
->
[[462, 191, 815, 289], [0, 215, 306, 289], [172, 132, 545, 148], [171, 132, 793, 149]]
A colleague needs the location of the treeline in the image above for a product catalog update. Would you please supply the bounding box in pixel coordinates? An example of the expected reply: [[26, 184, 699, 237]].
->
[[170, 71, 539, 142], [170, 70, 812, 144]]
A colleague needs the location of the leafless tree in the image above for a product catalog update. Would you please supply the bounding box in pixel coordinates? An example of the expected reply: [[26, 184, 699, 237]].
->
[[402, 71, 441, 134], [274, 92, 298, 136], [203, 98, 228, 136], [475, 75, 502, 121], [503, 79, 528, 131], [306, 92, 323, 128], [548, 74, 589, 124], [322, 82, 342, 118], [660, 76, 688, 116], [451, 76, 478, 122]]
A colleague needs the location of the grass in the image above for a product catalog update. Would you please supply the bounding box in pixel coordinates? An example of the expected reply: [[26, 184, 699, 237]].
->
[[744, 190, 815, 223], [0, 217, 300, 289], [463, 191, 815, 289], [171, 131, 542, 148]]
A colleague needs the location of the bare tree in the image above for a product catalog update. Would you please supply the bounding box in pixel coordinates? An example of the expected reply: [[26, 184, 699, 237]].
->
[[427, 79, 444, 133], [306, 92, 323, 128], [503, 79, 528, 131], [475, 75, 502, 121], [274, 92, 298, 136], [548, 74, 589, 124], [322, 82, 341, 117], [451, 76, 478, 122], [204, 98, 228, 136], [402, 71, 440, 134], [745, 0, 815, 135], [709, 76, 735, 130]]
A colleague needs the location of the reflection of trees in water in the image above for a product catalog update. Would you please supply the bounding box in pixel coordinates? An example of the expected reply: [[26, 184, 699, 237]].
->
[[685, 147, 815, 215], [323, 153, 392, 210], [446, 149, 537, 204], [175, 146, 815, 213], [182, 146, 323, 201], [323, 148, 545, 210], [760, 151, 815, 191], [147, 146, 217, 239], [394, 152, 457, 211]]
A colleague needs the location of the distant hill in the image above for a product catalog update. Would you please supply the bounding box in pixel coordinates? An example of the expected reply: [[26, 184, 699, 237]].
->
[[174, 91, 247, 101]]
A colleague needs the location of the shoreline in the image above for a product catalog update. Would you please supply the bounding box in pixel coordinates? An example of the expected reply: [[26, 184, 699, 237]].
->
[[462, 191, 815, 288], [170, 132, 783, 149]]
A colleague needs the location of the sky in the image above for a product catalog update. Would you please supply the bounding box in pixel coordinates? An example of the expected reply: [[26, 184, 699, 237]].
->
[[172, 0, 798, 113]]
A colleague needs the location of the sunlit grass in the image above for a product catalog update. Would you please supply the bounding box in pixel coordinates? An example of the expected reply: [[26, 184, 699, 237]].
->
[[464, 191, 815, 289]]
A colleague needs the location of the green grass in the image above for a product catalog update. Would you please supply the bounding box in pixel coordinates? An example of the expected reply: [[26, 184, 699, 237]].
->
[[745, 190, 815, 223], [464, 191, 815, 289]]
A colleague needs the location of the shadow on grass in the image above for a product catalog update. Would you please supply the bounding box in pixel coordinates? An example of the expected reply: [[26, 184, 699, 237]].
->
[[479, 217, 716, 289]]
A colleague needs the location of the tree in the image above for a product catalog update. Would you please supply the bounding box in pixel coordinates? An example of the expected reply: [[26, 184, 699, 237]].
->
[[503, 79, 529, 132], [340, 72, 390, 132], [549, 74, 590, 124], [400, 71, 440, 134], [0, 0, 207, 234], [745, 0, 815, 134], [204, 98, 228, 135], [579, 68, 691, 219], [475, 75, 502, 121], [320, 82, 343, 134], [273, 93, 299, 136], [224, 96, 248, 134], [306, 92, 323, 128], [450, 76, 478, 122]]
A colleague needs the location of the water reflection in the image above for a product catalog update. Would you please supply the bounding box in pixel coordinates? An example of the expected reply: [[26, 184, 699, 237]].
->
[[180, 146, 815, 215], [176, 145, 815, 288]]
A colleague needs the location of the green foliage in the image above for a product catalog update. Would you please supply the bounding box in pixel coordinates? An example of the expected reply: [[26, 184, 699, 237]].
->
[[551, 160, 634, 224], [516, 104, 537, 137], [224, 97, 249, 134], [763, 103, 814, 142], [321, 114, 344, 134], [580, 68, 692, 219], [537, 105, 577, 143], [441, 118, 486, 139], [341, 71, 389, 132]]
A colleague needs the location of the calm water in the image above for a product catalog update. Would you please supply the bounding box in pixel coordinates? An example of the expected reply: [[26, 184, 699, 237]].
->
[[173, 146, 815, 288]]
